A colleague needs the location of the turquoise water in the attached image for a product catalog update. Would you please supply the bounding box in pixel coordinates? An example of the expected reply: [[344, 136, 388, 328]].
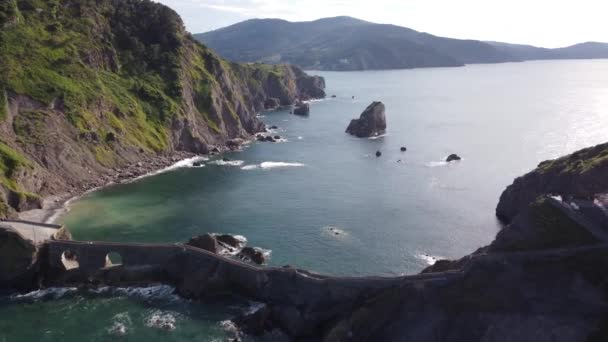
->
[[2, 60, 608, 341]]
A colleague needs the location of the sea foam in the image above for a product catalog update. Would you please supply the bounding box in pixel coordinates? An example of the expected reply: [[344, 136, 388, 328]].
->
[[208, 159, 245, 166]]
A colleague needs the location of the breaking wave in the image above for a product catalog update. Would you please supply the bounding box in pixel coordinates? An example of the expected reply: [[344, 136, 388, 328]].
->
[[260, 162, 305, 169], [415, 253, 444, 266], [209, 159, 245, 166]]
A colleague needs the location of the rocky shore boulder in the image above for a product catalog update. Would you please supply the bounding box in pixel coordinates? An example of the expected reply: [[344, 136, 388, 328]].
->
[[238, 247, 266, 265], [293, 102, 310, 116], [346, 101, 386, 137]]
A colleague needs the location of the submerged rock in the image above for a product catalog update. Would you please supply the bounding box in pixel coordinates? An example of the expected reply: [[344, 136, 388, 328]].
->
[[376, 150, 382, 157], [274, 135, 281, 140], [400, 146, 407, 152], [346, 101, 386, 138], [446, 154, 461, 162]]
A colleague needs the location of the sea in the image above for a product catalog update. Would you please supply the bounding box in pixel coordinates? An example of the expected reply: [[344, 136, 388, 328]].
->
[[2, 59, 608, 341]]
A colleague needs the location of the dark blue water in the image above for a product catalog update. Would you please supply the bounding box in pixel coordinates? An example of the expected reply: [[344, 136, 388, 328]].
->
[[3, 60, 608, 341]]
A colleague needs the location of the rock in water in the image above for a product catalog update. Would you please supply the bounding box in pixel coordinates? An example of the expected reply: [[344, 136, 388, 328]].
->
[[446, 154, 462, 162], [400, 146, 407, 152], [293, 102, 310, 116], [186, 234, 219, 253], [216, 234, 242, 249], [239, 247, 266, 265], [376, 150, 382, 157], [346, 101, 387, 137]]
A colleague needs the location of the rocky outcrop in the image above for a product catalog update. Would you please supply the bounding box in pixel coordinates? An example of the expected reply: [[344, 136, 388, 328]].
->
[[346, 101, 387, 137], [446, 154, 461, 162], [0, 225, 38, 291], [186, 234, 219, 253], [0, 0, 325, 218], [496, 142, 608, 223], [293, 102, 310, 116], [238, 247, 267, 265]]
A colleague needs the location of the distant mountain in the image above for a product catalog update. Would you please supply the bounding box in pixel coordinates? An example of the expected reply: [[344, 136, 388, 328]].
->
[[195, 17, 608, 71], [487, 41, 608, 60]]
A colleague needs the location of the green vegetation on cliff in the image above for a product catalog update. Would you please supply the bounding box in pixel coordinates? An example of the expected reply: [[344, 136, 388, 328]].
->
[[0, 0, 324, 217]]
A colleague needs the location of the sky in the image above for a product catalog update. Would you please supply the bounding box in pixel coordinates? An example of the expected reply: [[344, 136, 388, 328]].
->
[[156, 0, 608, 48]]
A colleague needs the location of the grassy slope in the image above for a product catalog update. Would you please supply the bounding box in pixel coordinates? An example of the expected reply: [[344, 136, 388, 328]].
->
[[0, 0, 293, 217]]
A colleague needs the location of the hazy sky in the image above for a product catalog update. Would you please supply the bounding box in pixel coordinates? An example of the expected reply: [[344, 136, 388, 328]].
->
[[157, 0, 607, 48]]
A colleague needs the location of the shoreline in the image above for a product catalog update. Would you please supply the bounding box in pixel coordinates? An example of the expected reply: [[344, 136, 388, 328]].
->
[[17, 150, 212, 224]]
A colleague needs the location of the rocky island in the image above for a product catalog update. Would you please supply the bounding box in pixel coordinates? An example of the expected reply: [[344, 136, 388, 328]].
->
[[346, 101, 387, 137]]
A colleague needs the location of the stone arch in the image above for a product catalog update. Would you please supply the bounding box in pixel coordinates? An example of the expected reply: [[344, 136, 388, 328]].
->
[[61, 249, 79, 270], [105, 251, 124, 268]]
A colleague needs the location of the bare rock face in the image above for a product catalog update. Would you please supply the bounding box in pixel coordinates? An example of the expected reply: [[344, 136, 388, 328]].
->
[[186, 234, 219, 253], [238, 247, 267, 265], [346, 101, 386, 137], [293, 102, 310, 116], [496, 142, 608, 223], [0, 225, 38, 290]]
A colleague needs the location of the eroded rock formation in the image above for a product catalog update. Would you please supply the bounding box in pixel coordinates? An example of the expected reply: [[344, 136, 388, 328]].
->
[[346, 101, 387, 137]]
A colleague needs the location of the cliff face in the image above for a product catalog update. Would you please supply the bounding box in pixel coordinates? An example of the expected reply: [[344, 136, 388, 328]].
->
[[0, 0, 325, 218], [496, 143, 608, 223]]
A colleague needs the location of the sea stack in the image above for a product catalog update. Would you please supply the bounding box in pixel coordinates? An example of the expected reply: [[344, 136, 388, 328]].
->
[[293, 101, 310, 115], [346, 101, 387, 137]]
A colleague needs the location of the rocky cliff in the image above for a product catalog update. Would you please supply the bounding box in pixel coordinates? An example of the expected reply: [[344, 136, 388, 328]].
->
[[0, 0, 325, 218], [496, 143, 608, 223]]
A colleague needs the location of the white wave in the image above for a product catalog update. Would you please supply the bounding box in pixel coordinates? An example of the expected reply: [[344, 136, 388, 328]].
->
[[133, 156, 209, 181], [145, 310, 177, 331], [415, 253, 443, 266], [12, 287, 78, 301], [245, 301, 266, 315], [368, 133, 388, 140], [241, 164, 259, 170], [297, 136, 303, 140], [107, 312, 132, 336], [260, 162, 305, 169], [220, 320, 240, 335], [208, 159, 245, 166], [426, 161, 448, 168], [322, 225, 348, 238], [92, 285, 181, 302]]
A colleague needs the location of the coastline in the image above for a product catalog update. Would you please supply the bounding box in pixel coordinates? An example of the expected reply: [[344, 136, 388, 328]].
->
[[17, 150, 213, 224]]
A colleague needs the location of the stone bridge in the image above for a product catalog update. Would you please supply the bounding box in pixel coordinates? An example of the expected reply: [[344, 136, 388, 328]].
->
[[40, 238, 608, 338], [44, 239, 462, 336]]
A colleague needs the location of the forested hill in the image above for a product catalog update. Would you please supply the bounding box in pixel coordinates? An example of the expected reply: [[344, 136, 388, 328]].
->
[[196, 16, 608, 71]]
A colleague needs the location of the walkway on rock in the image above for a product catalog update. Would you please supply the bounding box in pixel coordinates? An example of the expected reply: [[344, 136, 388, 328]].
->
[[0, 219, 63, 244]]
